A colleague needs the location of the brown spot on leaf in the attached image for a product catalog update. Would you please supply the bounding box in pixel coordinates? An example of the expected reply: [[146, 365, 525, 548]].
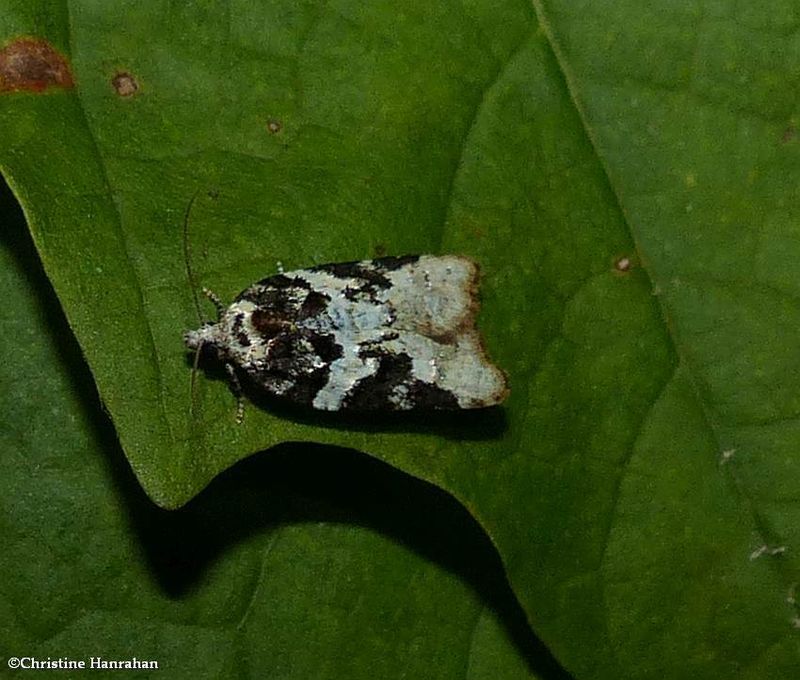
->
[[0, 38, 73, 93], [111, 71, 138, 97], [782, 125, 795, 144], [266, 118, 282, 134]]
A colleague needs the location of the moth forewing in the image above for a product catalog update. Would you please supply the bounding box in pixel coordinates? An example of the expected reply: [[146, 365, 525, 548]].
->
[[184, 254, 508, 414]]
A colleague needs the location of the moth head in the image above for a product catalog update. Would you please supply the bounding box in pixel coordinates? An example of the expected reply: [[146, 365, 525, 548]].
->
[[184, 322, 225, 359], [184, 320, 230, 420]]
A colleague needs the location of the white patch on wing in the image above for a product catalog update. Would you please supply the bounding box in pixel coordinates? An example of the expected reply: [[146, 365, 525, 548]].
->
[[382, 255, 476, 336], [312, 342, 377, 411]]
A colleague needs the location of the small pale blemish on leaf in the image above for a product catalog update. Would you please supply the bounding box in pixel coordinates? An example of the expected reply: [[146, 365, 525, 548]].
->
[[788, 584, 797, 605], [267, 118, 282, 134], [750, 544, 788, 560], [614, 256, 632, 273], [684, 173, 696, 188], [0, 37, 74, 93], [719, 448, 736, 465], [792, 617, 800, 630], [112, 71, 138, 97]]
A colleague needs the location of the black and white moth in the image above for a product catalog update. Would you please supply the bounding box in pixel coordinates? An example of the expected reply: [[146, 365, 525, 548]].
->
[[184, 254, 508, 414]]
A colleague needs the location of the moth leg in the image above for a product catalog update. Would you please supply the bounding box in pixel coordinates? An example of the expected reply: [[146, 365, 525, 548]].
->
[[224, 362, 245, 424], [202, 287, 225, 320]]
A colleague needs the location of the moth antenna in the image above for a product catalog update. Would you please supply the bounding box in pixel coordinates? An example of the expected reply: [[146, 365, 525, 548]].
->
[[182, 189, 240, 422], [182, 188, 216, 418], [190, 338, 203, 419], [202, 286, 225, 320], [182, 189, 204, 324]]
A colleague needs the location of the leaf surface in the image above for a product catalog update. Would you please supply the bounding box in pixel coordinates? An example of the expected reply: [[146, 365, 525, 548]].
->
[[1, 1, 799, 678], [0, 181, 556, 679]]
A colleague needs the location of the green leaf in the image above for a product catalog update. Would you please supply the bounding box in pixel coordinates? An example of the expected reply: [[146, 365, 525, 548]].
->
[[2, 2, 800, 679], [0, 182, 558, 678]]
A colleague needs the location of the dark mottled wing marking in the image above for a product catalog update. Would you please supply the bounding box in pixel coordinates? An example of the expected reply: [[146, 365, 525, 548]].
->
[[309, 257, 422, 293], [342, 351, 459, 410], [240, 329, 343, 407], [373, 254, 420, 270], [231, 313, 251, 347], [311, 258, 411, 302], [310, 255, 419, 276], [298, 290, 330, 320], [283, 367, 330, 406], [253, 273, 312, 290], [342, 352, 412, 410], [238, 285, 290, 309], [236, 275, 310, 306], [306, 331, 343, 364], [404, 380, 460, 409], [250, 308, 288, 338]]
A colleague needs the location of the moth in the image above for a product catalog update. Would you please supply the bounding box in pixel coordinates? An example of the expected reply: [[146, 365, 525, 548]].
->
[[184, 254, 508, 417]]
